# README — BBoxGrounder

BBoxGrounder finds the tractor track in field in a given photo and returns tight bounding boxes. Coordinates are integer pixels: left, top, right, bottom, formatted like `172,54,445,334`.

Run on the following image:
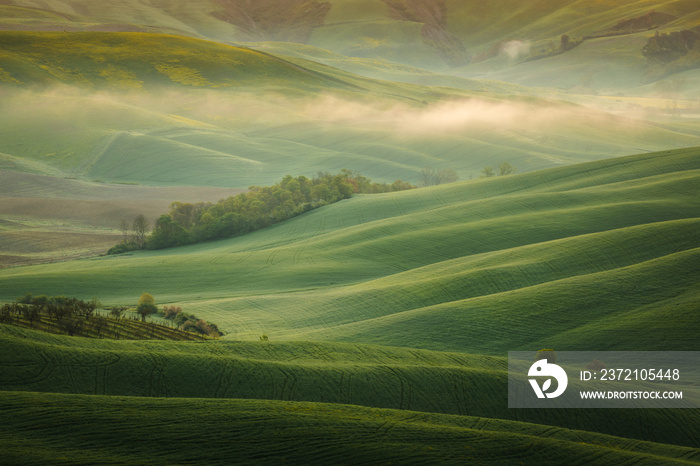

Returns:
0,347,56,387
148,352,167,397
93,352,120,396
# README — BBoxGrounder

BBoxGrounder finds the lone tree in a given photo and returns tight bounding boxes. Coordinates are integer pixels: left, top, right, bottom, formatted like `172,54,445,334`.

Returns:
137,293,157,322
480,166,495,178
497,162,516,176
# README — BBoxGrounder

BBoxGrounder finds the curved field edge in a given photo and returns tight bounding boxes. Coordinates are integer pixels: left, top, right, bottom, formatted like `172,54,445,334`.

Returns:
2,325,700,448
1,390,699,465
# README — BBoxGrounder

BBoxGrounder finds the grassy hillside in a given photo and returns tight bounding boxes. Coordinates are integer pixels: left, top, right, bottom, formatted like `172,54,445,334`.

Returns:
1,147,698,354
0,31,355,90
2,325,700,450
2,390,699,465
2,4,699,463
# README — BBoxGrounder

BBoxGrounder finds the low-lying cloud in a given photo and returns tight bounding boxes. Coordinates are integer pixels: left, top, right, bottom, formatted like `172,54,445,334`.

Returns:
0,84,647,143
500,40,531,60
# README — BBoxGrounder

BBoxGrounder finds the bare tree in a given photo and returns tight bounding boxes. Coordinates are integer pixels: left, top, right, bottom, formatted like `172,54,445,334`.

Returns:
21,305,40,327
132,214,149,249
59,318,84,336
420,167,459,186
110,307,125,319
419,167,438,187
119,218,131,243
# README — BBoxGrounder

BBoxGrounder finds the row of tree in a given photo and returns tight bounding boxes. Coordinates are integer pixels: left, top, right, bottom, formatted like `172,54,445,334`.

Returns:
110,170,415,253
162,305,221,338
2,294,101,336
9,293,99,321
1,293,220,340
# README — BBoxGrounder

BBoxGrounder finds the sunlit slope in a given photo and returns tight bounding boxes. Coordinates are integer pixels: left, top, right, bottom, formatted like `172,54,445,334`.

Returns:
1,148,698,352
3,325,700,450
0,31,355,90
3,0,699,84
3,391,699,465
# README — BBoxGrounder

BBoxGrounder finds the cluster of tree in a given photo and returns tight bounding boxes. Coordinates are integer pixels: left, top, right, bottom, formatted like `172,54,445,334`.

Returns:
643,29,699,64
418,167,459,187
1,294,100,336
161,305,222,338
610,10,676,34
480,162,516,178
109,170,415,253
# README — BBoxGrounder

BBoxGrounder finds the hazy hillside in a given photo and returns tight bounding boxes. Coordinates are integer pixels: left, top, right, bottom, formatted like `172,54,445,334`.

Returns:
0,171,242,267
3,0,700,93
1,32,698,188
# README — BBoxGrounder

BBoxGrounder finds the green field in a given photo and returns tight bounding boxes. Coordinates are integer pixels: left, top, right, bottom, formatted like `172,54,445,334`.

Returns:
3,390,699,465
2,148,698,352
2,2,700,462
2,148,700,461
0,326,700,461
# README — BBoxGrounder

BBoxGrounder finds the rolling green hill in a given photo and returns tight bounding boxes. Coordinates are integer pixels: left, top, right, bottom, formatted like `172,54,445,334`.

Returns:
1,3,699,463
1,147,698,354
2,390,699,464
2,325,700,453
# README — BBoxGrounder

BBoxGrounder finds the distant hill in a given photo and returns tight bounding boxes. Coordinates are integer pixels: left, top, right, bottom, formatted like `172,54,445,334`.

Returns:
1,32,698,191
2,0,700,92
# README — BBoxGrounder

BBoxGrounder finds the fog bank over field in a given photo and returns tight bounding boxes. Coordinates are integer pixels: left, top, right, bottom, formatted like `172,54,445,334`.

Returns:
2,83,697,190
0,84,652,134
